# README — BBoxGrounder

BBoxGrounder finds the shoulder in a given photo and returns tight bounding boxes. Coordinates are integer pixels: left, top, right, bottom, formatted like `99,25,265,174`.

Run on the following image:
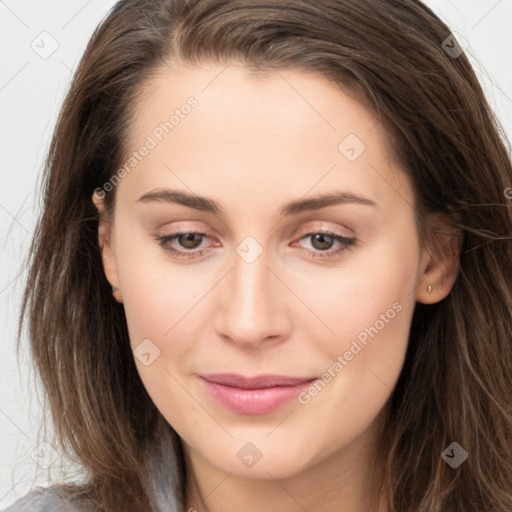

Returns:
2,486,91,512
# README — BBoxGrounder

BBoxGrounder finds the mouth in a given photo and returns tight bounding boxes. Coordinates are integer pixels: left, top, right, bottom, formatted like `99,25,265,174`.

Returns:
200,373,317,414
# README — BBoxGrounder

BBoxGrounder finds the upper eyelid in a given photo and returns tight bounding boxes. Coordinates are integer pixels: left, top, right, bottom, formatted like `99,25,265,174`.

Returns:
156,220,354,239
293,223,354,239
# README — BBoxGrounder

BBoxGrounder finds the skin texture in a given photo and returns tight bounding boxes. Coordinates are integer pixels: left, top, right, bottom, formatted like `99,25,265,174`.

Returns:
94,63,459,512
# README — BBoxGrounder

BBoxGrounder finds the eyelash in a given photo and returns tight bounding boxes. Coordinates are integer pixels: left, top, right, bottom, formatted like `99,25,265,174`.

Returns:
155,228,356,261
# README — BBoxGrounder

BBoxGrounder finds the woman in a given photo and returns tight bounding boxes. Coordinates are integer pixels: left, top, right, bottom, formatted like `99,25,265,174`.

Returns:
5,0,512,511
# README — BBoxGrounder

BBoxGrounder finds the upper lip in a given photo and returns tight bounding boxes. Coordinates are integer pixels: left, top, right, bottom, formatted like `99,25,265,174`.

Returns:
200,373,316,389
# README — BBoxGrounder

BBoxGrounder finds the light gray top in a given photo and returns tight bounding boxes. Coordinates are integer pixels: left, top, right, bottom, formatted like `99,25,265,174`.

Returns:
2,487,84,512
3,429,183,512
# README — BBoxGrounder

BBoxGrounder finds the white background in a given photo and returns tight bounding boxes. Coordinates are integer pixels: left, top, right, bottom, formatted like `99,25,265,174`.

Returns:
1,0,511,507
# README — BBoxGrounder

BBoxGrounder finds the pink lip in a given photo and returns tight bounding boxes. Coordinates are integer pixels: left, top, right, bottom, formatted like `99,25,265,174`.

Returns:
200,373,316,415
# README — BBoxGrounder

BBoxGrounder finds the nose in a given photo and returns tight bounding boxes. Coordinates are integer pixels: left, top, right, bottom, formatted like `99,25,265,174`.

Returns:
214,250,293,349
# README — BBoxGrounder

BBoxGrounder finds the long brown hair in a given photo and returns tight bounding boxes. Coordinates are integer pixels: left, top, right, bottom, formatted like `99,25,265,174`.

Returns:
18,0,512,510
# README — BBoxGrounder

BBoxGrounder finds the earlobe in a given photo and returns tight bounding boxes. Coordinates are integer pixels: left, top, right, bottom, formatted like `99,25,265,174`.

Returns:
415,220,462,305
111,284,123,303
92,194,123,303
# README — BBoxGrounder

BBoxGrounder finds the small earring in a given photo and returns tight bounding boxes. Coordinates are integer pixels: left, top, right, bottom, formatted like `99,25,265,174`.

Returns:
427,284,433,293
111,284,123,303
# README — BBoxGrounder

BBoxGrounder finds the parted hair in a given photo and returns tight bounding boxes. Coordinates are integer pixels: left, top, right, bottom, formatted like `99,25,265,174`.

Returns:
18,0,512,510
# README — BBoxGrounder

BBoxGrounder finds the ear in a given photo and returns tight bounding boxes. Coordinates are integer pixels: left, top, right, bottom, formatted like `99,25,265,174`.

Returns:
416,214,462,305
92,193,123,303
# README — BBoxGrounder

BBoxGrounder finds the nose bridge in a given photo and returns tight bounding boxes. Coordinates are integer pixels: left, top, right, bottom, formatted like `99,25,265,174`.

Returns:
215,242,289,347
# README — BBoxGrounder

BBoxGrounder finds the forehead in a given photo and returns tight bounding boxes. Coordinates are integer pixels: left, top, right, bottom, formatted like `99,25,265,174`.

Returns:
117,62,412,215
131,62,378,142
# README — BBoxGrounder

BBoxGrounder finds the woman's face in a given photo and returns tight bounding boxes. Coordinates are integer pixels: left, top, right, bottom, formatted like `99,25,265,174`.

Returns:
97,63,434,481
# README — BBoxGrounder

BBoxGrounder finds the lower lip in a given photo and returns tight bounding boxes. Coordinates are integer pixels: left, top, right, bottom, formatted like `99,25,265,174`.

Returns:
200,378,315,415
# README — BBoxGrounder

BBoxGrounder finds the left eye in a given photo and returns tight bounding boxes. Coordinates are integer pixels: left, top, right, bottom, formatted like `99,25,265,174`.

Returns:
292,230,356,260
155,230,356,260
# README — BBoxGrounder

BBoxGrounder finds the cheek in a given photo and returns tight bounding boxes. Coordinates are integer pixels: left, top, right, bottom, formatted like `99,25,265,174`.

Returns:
114,242,207,430
294,231,419,410
113,225,226,409
297,231,419,352
291,258,416,462
113,220,202,342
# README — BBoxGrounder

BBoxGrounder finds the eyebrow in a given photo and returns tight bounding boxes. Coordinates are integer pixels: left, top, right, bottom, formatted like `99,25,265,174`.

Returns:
137,188,377,216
